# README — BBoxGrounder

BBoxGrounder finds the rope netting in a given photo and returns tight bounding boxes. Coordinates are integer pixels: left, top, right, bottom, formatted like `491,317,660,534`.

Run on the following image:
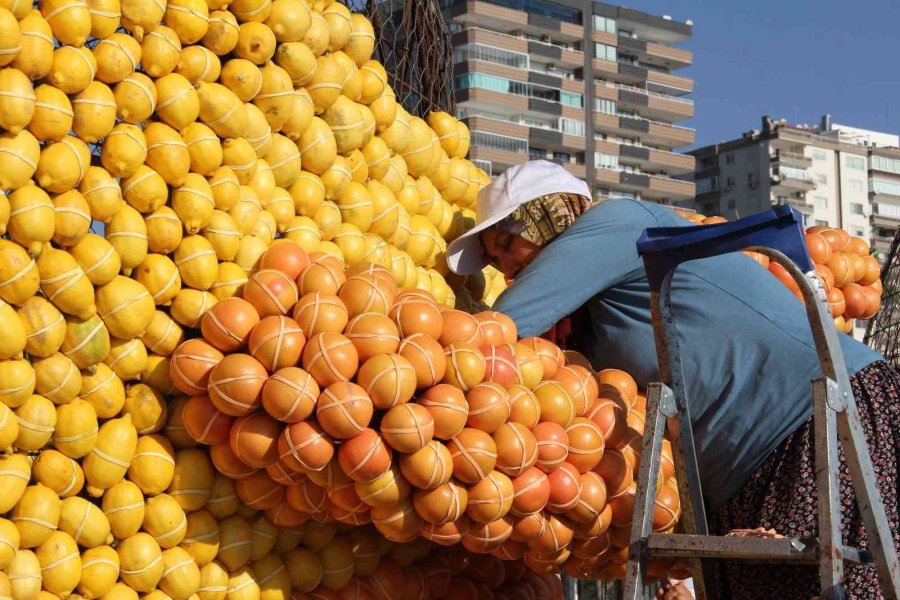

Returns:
865,231,900,367
339,0,456,119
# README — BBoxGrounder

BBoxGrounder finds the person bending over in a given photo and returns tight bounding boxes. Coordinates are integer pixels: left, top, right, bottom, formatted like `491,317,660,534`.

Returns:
446,160,899,599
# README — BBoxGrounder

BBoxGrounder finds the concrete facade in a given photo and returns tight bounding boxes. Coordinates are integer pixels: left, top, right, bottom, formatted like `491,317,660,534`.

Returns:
690,116,900,258
440,0,696,204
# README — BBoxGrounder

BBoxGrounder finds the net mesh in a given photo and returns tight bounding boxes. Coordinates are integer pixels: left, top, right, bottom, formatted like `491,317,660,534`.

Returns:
865,231,900,367
339,0,456,119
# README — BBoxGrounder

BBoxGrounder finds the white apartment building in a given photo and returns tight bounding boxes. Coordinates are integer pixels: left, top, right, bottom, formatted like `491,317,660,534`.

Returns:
690,115,900,258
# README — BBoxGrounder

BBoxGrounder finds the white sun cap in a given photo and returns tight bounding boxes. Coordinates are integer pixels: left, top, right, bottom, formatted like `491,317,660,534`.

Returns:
446,160,591,275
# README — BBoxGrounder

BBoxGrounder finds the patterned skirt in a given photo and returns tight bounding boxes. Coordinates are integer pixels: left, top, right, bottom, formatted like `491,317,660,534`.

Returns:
712,360,900,599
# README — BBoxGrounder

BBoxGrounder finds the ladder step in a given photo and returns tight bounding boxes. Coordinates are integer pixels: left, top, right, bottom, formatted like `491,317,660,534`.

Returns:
644,534,871,565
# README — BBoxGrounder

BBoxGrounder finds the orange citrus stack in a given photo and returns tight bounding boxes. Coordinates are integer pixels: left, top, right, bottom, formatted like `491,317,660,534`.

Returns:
175,240,683,591
677,211,883,333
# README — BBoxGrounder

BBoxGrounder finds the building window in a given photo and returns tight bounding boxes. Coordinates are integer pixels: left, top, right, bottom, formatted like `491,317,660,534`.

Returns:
814,196,828,209
780,167,809,181
849,179,864,192
871,155,900,174
747,173,755,187
871,178,900,196
852,228,865,237
850,203,864,215
725,153,735,164
594,152,618,170
816,219,829,226
453,44,529,69
845,156,866,170
594,43,616,62
617,53,638,65
529,147,547,160
725,176,735,188
811,149,827,161
593,15,616,33
876,203,900,219
455,74,583,108
469,131,528,154
554,152,570,164
695,177,718,195
727,199,736,209
613,191,636,200
594,98,616,115
560,91,583,108
816,173,828,184
559,119,584,136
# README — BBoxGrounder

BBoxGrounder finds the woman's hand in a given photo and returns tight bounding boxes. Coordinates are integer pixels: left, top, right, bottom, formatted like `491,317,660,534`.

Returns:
656,580,694,599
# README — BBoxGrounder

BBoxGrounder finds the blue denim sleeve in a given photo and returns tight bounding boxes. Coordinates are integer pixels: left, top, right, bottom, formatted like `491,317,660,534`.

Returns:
492,200,661,337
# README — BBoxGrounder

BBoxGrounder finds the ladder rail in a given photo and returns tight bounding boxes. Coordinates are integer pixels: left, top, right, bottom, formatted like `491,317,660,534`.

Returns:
624,206,900,599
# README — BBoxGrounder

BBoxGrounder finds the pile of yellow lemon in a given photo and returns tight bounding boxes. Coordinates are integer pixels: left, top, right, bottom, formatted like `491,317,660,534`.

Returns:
0,0,519,598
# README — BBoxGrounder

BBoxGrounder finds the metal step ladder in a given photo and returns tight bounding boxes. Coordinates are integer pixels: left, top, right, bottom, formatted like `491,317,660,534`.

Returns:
623,206,900,600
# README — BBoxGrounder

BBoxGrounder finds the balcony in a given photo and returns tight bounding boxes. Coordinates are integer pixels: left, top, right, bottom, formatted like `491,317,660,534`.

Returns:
452,28,528,54
560,162,586,178
644,40,692,69
770,168,816,193
614,142,695,176
461,115,529,139
615,35,692,70
594,112,695,150
870,178,900,202
646,69,693,94
443,0,583,42
593,58,693,94
455,76,584,120
872,203,900,229
770,150,812,168
468,146,524,173
606,169,695,203
769,136,808,154
460,113,585,156
611,83,694,122
615,7,692,45
772,195,813,216
646,173,695,202
873,233,894,256
452,26,584,67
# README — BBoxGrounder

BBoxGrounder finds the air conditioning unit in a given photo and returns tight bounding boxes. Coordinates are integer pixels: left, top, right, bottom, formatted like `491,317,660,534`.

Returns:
546,63,556,71
541,34,551,43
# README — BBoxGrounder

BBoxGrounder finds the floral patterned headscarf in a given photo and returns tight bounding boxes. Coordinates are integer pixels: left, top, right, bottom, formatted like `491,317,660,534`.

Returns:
499,192,593,246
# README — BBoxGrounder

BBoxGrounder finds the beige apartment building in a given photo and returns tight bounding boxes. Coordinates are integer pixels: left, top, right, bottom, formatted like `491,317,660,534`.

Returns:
440,0,696,204
689,116,900,257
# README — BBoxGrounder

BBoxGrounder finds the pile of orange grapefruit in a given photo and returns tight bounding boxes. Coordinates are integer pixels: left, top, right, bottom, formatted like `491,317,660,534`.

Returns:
172,240,683,593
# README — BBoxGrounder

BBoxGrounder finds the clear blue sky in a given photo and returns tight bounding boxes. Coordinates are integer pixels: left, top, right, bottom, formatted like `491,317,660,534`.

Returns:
623,0,900,149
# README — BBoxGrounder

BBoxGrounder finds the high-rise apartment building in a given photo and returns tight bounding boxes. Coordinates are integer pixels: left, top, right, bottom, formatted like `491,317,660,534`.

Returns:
439,0,696,204
689,115,900,257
